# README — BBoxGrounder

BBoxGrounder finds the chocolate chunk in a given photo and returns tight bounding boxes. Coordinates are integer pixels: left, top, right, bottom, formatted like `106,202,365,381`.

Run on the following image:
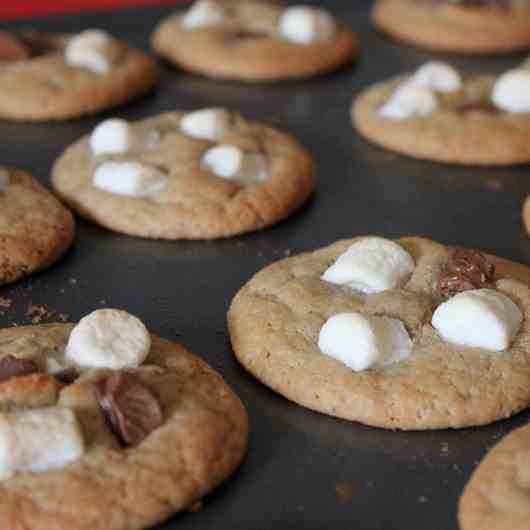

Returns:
0,32,30,63
438,248,496,297
456,100,500,114
0,354,39,383
53,367,79,385
224,30,266,43
97,373,163,447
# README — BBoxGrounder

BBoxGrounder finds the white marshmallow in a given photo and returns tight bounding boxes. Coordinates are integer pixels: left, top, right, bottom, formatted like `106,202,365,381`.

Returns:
318,312,413,372
492,69,530,113
432,289,522,352
90,119,131,156
322,238,415,294
279,6,335,45
379,83,438,120
0,169,9,192
180,108,230,141
65,29,111,74
410,62,462,93
202,145,268,182
93,161,167,197
180,0,225,30
65,309,151,370
0,407,84,480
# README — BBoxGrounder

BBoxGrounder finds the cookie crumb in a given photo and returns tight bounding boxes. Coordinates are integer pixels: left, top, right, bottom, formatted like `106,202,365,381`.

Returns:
0,295,12,309
69,278,77,285
440,442,449,457
418,496,427,504
26,304,69,324
486,178,504,192
335,482,358,503
284,248,292,256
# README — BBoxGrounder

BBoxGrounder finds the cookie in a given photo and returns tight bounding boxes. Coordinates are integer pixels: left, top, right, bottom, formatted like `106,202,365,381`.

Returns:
228,236,530,430
0,30,158,121
0,167,75,285
372,0,530,54
151,0,357,82
51,109,317,240
352,61,530,166
523,195,530,235
459,422,530,530
0,309,248,530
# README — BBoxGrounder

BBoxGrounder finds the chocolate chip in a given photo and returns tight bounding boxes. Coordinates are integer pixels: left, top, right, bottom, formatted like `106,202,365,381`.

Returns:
224,30,266,43
438,248,496,297
0,32,30,63
456,100,500,114
97,373,163,447
53,367,79,385
0,354,39,383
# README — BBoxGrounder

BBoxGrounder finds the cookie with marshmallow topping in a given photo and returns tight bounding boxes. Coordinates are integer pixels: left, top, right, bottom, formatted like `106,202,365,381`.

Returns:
52,109,316,239
373,0,530,55
0,310,248,530
152,0,357,82
0,30,157,121
353,60,530,165
229,236,530,430
0,167,74,285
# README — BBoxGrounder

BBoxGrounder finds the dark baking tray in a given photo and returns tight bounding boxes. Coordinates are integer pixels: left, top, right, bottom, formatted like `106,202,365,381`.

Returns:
2,1,530,529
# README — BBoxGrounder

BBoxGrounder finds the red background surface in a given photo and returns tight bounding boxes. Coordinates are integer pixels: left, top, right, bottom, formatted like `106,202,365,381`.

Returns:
0,0,187,20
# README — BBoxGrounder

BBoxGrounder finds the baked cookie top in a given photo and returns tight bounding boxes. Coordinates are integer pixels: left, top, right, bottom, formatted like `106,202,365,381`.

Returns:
51,109,317,240
372,0,530,54
0,167,74,285
0,309,248,530
352,61,530,166
0,30,158,121
152,0,358,82
459,422,530,530
228,236,530,430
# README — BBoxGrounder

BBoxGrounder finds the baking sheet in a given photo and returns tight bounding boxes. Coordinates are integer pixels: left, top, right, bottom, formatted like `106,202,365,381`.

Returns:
1,1,530,529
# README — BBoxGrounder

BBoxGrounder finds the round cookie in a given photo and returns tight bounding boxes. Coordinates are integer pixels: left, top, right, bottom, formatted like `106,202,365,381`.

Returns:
352,66,530,166
372,0,530,54
0,320,248,530
0,30,158,121
151,0,357,82
0,167,75,285
459,422,530,530
51,110,317,240
228,236,530,430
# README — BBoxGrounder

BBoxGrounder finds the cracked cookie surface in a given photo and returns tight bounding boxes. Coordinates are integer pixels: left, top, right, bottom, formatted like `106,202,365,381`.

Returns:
51,111,317,239
372,0,530,54
0,323,248,530
352,75,530,166
151,0,357,82
0,168,75,285
228,237,530,430
459,422,530,530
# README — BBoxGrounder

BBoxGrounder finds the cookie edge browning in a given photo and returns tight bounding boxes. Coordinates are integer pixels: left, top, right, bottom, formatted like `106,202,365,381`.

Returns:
51,114,318,240
228,236,530,430
0,325,249,530
458,422,530,530
151,14,358,82
351,77,530,166
0,46,159,122
372,0,530,54
0,168,75,286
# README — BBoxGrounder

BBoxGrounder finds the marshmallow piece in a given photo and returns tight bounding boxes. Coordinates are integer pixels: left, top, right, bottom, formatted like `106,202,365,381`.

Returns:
202,145,268,182
93,161,167,197
180,108,230,142
379,83,438,120
492,69,530,113
65,29,111,74
0,407,84,480
318,312,413,372
90,119,131,156
322,238,415,294
180,0,225,30
432,289,522,352
279,6,336,45
411,62,462,93
0,169,9,192
65,309,151,369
